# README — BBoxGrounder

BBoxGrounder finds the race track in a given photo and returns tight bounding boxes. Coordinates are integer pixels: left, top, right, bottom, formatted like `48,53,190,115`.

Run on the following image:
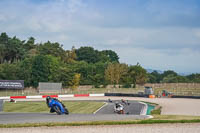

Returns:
96,100,145,115
0,100,149,124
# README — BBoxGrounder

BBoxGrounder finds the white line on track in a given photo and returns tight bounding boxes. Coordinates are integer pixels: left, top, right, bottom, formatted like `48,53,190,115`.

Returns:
93,102,108,114
139,102,148,115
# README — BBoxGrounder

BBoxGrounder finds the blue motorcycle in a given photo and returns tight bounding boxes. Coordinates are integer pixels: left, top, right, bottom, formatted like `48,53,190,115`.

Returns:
46,96,69,115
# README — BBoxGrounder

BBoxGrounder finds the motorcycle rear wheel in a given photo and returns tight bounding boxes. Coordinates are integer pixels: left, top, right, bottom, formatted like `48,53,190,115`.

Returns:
53,106,62,115
119,110,124,114
64,108,69,114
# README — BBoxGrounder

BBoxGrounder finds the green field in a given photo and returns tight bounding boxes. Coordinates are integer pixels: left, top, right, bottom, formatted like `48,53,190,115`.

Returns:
3,101,105,114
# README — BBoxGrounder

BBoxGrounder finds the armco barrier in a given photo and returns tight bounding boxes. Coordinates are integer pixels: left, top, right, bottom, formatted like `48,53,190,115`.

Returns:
171,95,200,99
104,93,146,97
0,93,105,100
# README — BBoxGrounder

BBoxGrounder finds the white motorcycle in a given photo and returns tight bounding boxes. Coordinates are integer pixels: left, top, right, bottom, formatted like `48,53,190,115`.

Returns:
114,103,124,114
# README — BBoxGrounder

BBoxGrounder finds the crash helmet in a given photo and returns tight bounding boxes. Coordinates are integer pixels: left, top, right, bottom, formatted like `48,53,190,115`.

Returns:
115,102,119,105
46,96,51,100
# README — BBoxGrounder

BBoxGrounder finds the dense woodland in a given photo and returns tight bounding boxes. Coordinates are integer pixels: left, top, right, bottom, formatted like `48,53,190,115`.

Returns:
0,32,200,88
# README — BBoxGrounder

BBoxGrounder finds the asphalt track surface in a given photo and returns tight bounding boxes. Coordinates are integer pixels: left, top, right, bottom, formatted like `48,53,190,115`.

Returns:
0,100,3,112
0,100,148,124
96,100,144,115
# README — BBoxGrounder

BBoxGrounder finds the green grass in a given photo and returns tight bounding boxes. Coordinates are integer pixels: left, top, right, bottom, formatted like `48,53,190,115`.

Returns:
153,115,200,120
1,119,200,128
151,106,162,115
3,101,105,114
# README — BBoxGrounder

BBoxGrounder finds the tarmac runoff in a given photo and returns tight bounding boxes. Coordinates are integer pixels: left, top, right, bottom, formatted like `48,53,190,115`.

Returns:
0,100,3,112
0,100,150,124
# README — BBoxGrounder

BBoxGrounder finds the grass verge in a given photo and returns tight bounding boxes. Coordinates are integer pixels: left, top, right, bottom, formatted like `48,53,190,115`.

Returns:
153,115,200,120
1,119,200,128
3,101,105,114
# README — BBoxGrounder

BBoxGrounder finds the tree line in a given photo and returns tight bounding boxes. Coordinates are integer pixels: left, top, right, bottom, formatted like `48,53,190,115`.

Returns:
148,70,200,83
0,32,199,88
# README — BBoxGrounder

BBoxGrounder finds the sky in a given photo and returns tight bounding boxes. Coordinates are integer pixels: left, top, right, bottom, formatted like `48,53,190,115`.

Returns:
0,0,200,73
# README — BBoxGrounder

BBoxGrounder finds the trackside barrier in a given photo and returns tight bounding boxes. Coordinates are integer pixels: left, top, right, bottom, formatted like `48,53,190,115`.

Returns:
10,96,26,99
105,93,147,97
0,93,105,100
58,95,74,98
89,94,105,97
171,95,200,99
74,94,89,97
2,93,200,100
26,96,43,99
0,97,9,100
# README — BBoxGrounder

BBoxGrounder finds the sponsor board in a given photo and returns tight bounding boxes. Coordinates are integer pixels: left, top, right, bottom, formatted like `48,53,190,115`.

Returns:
0,80,24,89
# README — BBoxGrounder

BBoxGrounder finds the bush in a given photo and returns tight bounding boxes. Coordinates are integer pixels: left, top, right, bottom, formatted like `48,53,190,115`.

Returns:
122,83,132,88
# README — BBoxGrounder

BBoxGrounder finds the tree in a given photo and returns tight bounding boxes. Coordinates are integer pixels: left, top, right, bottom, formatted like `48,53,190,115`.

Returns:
0,63,20,80
76,46,99,63
18,58,34,87
38,41,65,60
55,66,74,87
105,63,115,85
31,55,49,87
128,64,147,87
64,46,77,63
105,63,128,86
69,73,81,90
147,71,162,83
147,73,157,83
101,50,119,62
75,47,120,63
187,74,200,83
0,44,6,63
24,37,35,51
162,70,177,79
92,62,107,87
0,33,26,63
161,74,178,83
176,75,189,83
31,55,61,87
0,32,9,63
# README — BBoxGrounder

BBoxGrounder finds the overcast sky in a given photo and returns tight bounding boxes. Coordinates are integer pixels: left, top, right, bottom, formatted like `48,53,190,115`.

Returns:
0,0,200,73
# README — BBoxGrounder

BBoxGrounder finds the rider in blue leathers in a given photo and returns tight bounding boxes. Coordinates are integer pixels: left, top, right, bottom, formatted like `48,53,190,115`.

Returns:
46,96,69,115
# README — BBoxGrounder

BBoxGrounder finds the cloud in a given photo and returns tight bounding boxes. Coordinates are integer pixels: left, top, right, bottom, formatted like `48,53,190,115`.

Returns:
0,0,200,73
114,47,200,73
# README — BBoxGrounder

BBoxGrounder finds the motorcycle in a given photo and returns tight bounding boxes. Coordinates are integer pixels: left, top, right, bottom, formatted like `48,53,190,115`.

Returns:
114,102,124,114
46,96,69,115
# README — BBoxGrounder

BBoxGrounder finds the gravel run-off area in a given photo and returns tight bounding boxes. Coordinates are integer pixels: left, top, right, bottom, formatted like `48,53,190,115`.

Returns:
1,123,200,133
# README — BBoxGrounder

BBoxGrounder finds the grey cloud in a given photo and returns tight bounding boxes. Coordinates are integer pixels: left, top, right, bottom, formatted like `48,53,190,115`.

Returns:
0,0,200,73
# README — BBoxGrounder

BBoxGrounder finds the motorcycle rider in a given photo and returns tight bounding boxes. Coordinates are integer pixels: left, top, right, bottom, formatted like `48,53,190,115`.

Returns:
115,102,121,108
46,96,55,113
46,96,69,115
114,102,124,114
